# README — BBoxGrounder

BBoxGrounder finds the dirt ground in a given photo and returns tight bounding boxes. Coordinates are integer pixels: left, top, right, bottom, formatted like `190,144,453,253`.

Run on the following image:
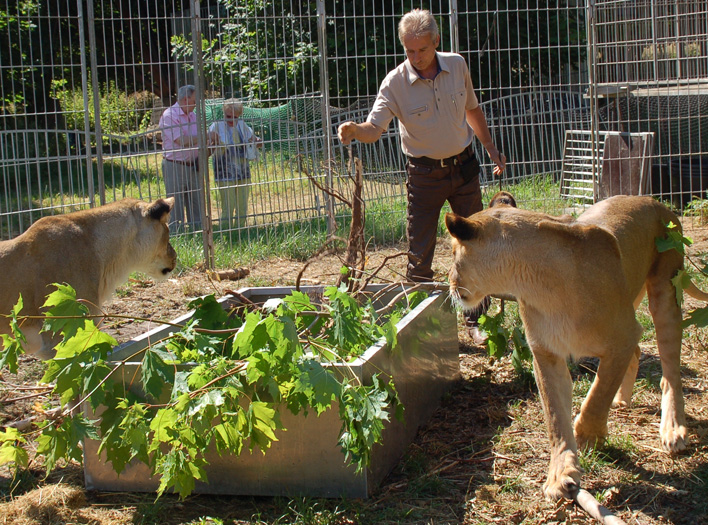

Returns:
1,221,708,525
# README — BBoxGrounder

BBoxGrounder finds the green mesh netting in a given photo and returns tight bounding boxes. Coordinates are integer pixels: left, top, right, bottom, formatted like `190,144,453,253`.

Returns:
204,97,325,154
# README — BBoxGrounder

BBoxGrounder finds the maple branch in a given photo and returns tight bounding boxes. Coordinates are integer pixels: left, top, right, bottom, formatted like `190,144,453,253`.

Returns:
575,489,627,525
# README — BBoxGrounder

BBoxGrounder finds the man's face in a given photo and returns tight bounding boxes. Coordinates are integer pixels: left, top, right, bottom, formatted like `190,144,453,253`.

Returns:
179,94,196,114
402,33,439,73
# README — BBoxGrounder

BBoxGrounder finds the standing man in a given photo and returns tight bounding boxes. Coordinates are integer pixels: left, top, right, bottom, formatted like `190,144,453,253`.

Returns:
337,9,506,344
159,84,203,233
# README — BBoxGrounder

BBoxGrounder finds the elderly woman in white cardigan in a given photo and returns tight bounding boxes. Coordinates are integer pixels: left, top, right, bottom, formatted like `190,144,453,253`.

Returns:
208,98,262,230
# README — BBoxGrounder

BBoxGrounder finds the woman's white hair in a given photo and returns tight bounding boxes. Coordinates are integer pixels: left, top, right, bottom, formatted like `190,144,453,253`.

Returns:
222,98,244,117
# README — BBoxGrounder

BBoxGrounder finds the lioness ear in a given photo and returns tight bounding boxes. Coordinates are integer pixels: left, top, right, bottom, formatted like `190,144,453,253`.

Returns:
445,213,478,241
146,198,174,224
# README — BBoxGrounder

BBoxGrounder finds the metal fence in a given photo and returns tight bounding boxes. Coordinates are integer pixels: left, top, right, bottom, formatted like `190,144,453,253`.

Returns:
1,1,707,262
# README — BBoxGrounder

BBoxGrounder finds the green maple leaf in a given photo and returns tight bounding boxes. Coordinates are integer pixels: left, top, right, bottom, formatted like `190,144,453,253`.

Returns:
0,295,28,374
53,321,116,359
187,390,225,418
0,428,29,469
282,291,325,332
189,294,232,330
248,401,279,452
154,448,208,499
149,408,180,449
379,315,400,352
37,414,99,473
233,311,267,358
41,283,91,340
81,360,113,409
683,306,708,329
655,221,692,256
0,442,30,470
671,269,693,307
141,347,176,399
98,397,142,474
294,359,340,414
264,315,299,360
37,425,68,474
325,286,368,349
42,358,83,406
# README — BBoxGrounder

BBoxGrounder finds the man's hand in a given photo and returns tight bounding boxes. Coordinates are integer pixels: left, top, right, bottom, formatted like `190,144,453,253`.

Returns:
337,121,383,145
490,148,507,177
337,121,359,145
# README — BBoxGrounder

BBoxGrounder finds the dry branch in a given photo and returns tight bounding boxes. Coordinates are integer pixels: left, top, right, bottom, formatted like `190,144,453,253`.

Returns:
574,488,627,525
301,147,369,292
337,151,366,291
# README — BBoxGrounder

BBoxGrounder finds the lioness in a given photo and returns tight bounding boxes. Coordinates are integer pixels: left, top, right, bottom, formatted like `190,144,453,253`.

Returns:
445,194,708,501
0,197,177,360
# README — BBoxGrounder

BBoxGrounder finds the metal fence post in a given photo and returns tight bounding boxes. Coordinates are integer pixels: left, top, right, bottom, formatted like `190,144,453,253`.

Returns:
80,0,101,206
317,0,336,236
449,0,459,53
191,0,215,269
586,0,600,202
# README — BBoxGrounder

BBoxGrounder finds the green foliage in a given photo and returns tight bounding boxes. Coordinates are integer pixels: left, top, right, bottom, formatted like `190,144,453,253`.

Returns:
171,0,317,102
50,77,159,138
0,283,419,499
477,303,533,379
0,295,28,374
0,1,41,113
655,221,708,328
0,428,29,473
656,221,691,257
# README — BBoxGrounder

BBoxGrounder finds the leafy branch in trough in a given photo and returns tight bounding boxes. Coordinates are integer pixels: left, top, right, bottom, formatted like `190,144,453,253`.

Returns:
0,283,430,499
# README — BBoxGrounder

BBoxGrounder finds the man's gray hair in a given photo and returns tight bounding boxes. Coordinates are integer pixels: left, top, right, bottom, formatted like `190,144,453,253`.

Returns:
398,9,439,45
177,85,196,101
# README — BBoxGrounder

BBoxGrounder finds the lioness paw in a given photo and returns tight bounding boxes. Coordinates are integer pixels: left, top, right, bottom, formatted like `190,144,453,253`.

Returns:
544,451,582,501
661,425,688,454
543,467,582,501
574,416,607,450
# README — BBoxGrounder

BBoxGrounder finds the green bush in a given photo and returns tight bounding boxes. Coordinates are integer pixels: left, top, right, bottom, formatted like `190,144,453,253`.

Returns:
50,78,160,140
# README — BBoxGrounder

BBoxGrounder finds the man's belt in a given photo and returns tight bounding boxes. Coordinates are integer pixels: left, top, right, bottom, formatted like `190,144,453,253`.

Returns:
409,144,474,168
165,158,197,166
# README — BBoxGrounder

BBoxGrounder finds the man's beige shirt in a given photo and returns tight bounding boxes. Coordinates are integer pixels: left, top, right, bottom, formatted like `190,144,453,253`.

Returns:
367,51,479,160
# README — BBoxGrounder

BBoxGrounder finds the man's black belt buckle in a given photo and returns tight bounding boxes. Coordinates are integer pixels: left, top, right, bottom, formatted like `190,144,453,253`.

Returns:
413,145,472,168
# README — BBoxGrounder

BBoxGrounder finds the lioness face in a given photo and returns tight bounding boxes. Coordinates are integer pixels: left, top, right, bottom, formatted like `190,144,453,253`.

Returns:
139,198,177,279
445,213,504,310
448,238,487,309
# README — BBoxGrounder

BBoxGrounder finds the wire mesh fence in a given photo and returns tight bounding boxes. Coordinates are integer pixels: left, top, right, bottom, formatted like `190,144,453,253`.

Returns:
1,0,707,262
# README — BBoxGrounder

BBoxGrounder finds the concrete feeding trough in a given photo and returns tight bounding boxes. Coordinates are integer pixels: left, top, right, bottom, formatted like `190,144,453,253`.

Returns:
82,284,459,498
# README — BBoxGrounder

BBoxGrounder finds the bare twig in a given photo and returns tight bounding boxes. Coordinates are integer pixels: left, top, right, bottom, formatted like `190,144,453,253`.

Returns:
222,289,263,312
574,488,627,525
361,251,409,289
294,237,346,291
3,389,53,404
298,154,351,206
5,417,38,432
